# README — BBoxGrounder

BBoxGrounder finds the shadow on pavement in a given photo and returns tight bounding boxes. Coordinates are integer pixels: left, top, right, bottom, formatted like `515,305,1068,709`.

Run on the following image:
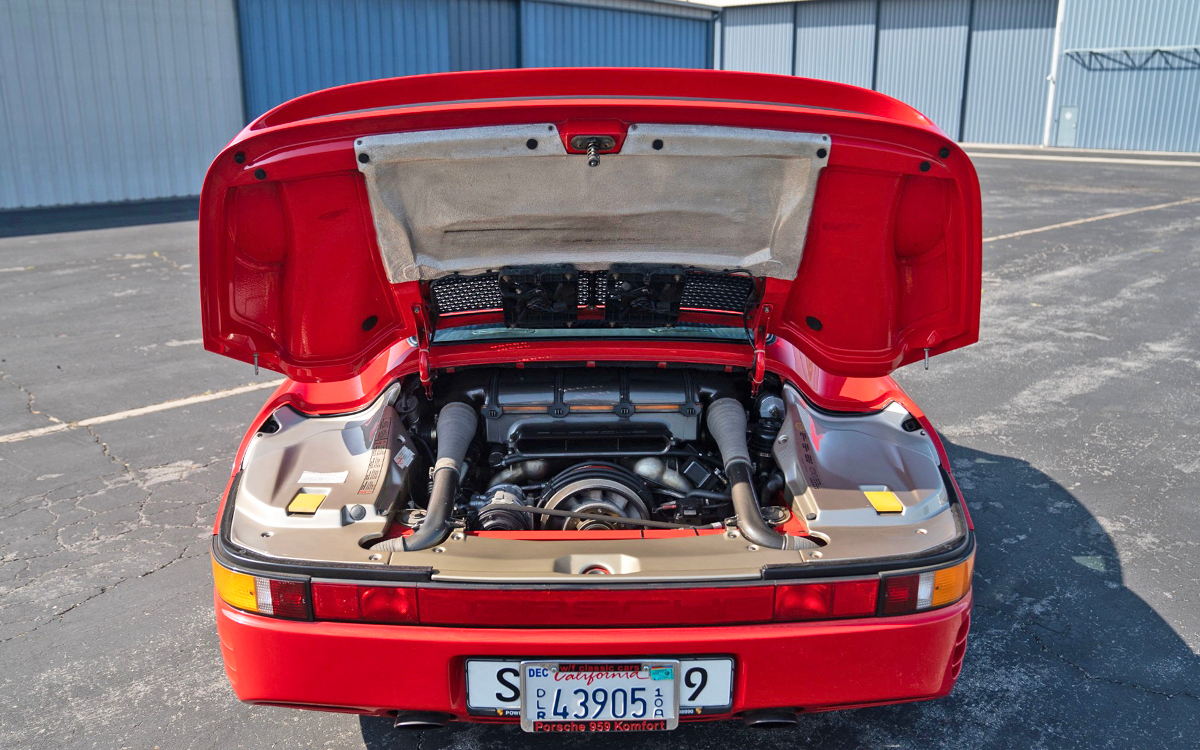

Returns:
0,197,199,237
359,441,1199,749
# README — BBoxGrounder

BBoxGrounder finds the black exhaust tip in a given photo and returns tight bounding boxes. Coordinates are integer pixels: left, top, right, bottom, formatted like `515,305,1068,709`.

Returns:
393,711,453,729
742,708,799,728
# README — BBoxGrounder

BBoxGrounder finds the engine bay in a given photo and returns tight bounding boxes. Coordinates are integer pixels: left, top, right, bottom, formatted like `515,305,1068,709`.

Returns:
226,365,964,581
434,368,753,533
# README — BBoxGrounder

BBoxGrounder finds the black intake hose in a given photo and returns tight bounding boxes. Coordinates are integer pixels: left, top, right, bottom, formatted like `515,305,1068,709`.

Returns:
706,398,819,551
372,402,478,552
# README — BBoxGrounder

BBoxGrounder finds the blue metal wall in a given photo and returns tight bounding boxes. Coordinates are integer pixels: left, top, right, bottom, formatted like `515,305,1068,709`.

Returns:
449,0,520,72
794,0,877,88
0,0,245,209
721,2,794,75
519,1,712,68
720,0,1052,142
960,0,1057,144
874,0,971,137
239,0,454,118
1053,0,1200,151
238,0,713,118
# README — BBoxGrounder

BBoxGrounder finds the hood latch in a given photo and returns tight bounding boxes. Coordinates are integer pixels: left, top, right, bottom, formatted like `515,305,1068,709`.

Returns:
568,135,616,167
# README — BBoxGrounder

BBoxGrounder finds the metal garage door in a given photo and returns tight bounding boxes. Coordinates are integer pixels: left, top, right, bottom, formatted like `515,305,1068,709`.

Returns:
960,0,1057,144
793,0,877,89
720,3,794,75
0,0,244,209
519,0,712,69
873,0,971,137
237,0,519,120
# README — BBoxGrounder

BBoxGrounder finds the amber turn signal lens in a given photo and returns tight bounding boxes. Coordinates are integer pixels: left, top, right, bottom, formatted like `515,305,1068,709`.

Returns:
212,556,258,611
931,554,974,608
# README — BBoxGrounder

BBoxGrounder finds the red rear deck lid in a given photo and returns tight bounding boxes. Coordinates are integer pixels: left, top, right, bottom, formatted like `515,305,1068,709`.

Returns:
199,68,981,381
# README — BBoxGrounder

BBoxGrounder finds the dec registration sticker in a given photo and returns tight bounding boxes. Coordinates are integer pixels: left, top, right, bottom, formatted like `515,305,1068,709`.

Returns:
519,661,680,732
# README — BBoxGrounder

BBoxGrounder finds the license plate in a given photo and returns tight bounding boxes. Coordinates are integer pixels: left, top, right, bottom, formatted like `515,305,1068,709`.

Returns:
519,660,678,732
466,657,734,728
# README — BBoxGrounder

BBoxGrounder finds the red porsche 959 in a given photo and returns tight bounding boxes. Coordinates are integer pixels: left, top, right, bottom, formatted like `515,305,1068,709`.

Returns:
201,68,980,733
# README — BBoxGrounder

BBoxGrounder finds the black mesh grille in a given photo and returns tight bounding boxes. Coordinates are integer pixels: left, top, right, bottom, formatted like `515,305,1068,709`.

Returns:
430,272,502,314
430,269,756,321
680,271,756,313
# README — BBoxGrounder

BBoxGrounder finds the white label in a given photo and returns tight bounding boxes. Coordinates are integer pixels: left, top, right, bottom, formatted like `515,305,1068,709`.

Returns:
394,445,415,469
298,470,348,484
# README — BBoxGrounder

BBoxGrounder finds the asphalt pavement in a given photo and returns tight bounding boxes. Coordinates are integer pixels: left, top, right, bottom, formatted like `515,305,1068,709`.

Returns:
1,152,1198,749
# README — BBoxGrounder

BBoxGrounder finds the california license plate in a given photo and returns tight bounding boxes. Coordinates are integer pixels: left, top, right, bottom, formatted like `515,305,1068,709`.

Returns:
519,660,679,732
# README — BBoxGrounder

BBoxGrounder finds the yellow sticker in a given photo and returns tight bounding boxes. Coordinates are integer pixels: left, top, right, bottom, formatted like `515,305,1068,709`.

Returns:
287,492,326,514
865,490,903,514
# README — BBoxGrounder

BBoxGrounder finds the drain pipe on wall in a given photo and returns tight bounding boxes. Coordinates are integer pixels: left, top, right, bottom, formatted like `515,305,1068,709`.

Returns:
1041,0,1068,147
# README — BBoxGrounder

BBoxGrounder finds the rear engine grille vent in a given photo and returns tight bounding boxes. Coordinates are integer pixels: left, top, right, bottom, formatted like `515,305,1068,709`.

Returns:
428,271,503,314
430,268,757,324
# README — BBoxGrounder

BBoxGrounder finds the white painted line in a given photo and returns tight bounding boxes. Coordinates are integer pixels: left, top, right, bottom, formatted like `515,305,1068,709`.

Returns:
0,423,72,443
0,379,285,445
983,196,1200,244
969,152,1200,167
961,142,1200,157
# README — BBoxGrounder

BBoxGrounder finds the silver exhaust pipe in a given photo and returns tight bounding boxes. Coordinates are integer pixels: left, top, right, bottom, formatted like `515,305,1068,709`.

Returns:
392,711,453,729
742,708,799,728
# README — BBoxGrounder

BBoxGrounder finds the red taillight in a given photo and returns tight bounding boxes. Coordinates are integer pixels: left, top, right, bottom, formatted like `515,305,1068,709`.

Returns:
253,577,309,619
882,574,920,614
311,582,418,624
773,579,879,621
297,556,972,626
310,582,360,620
360,585,419,623
417,585,775,627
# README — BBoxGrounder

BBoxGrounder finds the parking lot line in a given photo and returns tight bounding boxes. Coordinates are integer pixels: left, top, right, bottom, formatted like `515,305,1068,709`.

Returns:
2,194,1194,447
0,379,285,445
968,152,1200,168
983,196,1200,244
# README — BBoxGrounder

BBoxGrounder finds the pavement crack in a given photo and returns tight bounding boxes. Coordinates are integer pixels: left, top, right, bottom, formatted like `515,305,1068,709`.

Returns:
0,542,202,644
0,370,64,426
81,423,132,472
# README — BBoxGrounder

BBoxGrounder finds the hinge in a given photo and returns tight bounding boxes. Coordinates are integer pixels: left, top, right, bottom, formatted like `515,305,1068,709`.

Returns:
411,304,433,399
749,303,772,396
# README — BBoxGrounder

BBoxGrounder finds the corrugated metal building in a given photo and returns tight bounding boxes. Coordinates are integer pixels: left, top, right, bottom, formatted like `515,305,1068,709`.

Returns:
236,0,714,120
1,0,1196,209
1052,0,1200,151
718,0,1198,151
0,0,245,209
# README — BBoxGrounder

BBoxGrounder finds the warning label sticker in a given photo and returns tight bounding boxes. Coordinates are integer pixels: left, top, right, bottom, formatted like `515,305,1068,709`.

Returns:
358,412,393,495
394,445,415,469
298,470,349,484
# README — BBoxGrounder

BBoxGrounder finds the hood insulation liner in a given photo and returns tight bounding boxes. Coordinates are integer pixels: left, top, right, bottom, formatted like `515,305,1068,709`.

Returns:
355,124,829,283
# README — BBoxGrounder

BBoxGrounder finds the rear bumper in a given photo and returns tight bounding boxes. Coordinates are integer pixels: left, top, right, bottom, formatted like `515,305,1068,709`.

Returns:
215,591,971,720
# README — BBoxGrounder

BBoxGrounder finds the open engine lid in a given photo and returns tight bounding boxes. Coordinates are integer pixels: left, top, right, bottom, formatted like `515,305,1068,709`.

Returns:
200,68,981,382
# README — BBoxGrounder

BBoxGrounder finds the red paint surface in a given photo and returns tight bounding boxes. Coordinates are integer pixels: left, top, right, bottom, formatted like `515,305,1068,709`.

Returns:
200,68,981,383
203,69,981,720
215,592,971,718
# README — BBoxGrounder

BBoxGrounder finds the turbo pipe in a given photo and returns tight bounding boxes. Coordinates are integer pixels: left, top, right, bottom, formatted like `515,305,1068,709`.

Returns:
706,398,819,551
373,402,478,552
